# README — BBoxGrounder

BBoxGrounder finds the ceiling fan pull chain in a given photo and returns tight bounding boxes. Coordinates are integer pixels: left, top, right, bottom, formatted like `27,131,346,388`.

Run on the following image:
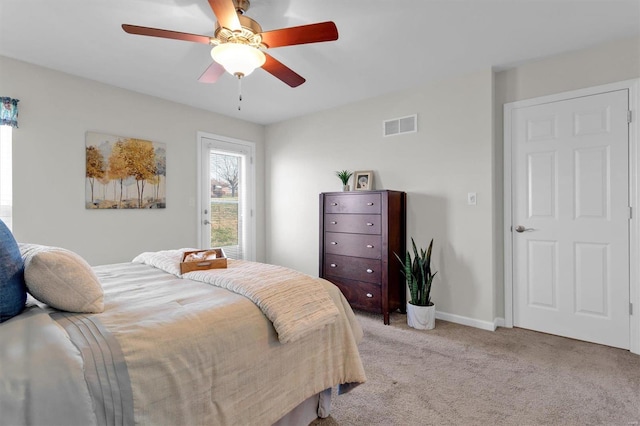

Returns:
237,75,243,111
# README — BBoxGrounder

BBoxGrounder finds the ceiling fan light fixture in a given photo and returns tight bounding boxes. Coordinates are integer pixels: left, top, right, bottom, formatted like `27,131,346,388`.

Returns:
211,43,265,78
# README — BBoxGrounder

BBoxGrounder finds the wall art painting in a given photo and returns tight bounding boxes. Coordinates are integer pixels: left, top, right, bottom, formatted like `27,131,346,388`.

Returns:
85,132,166,209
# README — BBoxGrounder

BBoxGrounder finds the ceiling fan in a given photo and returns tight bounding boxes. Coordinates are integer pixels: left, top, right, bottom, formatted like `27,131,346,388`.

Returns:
122,0,339,88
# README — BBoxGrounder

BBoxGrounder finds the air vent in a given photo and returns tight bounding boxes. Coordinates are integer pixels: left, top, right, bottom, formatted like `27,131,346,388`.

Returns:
383,114,417,137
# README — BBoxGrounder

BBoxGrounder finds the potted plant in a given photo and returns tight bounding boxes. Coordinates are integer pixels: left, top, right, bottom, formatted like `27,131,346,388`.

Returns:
394,238,437,329
335,170,353,191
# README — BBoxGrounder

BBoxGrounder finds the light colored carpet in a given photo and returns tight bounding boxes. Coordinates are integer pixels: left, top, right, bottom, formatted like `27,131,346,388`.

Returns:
311,311,640,425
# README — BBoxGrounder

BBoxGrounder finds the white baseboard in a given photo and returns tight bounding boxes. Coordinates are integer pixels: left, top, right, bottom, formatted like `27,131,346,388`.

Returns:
435,311,502,332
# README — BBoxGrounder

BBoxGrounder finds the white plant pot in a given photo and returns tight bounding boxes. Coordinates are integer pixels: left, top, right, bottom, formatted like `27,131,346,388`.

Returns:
406,302,435,330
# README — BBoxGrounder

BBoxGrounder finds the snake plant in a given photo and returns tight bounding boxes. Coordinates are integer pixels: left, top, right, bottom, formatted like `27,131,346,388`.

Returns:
394,238,437,307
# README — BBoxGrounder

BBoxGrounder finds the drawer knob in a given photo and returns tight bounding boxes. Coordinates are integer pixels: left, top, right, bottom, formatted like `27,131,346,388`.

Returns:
331,221,337,225
366,244,374,248
366,222,374,226
367,202,374,206
330,263,337,268
330,202,338,206
366,268,373,274
366,293,373,298
330,241,338,245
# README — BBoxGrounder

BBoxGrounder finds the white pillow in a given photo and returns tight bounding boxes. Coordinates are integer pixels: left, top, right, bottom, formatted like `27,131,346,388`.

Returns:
19,244,104,313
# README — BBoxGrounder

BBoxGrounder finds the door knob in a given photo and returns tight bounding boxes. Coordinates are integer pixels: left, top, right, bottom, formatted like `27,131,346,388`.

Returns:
515,225,534,233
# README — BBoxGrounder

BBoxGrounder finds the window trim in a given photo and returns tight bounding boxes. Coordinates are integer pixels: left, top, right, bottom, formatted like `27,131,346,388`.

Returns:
0,126,12,230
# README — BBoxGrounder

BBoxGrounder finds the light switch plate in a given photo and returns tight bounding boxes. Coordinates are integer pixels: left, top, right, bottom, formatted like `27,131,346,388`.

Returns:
467,192,477,205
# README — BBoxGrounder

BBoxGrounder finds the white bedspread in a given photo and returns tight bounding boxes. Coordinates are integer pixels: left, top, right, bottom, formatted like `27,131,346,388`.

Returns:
94,261,366,425
133,249,340,343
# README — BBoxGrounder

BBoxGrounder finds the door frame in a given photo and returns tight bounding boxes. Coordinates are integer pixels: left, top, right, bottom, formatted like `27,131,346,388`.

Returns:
196,131,256,261
503,79,639,354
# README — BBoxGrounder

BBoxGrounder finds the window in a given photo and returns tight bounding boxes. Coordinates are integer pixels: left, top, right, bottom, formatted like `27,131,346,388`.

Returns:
0,126,12,230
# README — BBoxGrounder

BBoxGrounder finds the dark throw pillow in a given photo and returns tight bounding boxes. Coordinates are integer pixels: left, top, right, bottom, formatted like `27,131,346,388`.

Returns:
0,220,26,322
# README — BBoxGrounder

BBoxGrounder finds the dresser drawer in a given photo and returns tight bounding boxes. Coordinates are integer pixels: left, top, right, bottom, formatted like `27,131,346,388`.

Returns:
324,214,381,235
324,193,382,214
324,232,382,259
324,254,381,284
326,277,382,313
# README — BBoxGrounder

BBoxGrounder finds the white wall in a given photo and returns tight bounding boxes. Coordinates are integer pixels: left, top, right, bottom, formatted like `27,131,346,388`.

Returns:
0,56,266,265
495,36,640,106
266,69,497,325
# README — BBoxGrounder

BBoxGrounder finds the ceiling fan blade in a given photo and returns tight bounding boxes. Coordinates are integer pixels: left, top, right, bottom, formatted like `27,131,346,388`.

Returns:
260,21,338,48
122,24,211,44
207,0,241,31
198,62,225,83
262,54,305,88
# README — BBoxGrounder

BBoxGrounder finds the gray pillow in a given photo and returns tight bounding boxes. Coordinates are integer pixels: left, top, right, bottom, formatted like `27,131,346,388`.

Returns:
19,244,104,313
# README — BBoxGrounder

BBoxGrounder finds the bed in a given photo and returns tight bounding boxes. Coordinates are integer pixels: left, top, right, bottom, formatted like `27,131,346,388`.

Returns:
0,229,367,426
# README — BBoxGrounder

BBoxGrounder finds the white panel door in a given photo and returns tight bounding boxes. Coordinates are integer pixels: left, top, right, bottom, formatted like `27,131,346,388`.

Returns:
512,89,630,349
198,135,256,261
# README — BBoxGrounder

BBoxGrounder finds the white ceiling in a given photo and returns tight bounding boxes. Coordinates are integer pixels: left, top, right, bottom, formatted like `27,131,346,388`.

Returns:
1,0,638,125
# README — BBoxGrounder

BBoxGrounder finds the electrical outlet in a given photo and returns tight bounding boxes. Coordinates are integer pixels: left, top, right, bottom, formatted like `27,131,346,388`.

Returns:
467,192,477,205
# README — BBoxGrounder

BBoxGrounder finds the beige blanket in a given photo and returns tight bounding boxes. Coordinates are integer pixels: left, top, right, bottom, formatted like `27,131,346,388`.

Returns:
93,261,366,425
133,249,339,343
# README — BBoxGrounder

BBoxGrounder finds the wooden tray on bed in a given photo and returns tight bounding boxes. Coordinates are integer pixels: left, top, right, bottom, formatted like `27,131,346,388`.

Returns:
180,248,227,274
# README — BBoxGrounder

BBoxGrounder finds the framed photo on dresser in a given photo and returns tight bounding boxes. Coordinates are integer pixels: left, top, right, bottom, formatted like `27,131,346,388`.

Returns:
353,171,373,191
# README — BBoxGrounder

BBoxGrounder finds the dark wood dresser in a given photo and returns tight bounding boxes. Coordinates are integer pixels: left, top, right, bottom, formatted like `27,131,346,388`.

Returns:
319,190,406,324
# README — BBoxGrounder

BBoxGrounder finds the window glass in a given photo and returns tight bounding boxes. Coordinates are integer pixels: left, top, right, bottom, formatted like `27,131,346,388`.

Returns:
0,126,12,230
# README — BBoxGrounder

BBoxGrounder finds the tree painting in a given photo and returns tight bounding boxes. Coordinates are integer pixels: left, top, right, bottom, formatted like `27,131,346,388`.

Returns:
85,132,166,209
86,145,105,204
